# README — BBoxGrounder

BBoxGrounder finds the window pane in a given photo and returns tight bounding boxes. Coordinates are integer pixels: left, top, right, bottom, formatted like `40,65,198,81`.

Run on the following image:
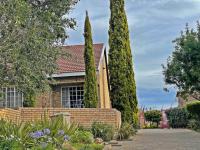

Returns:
7,88,14,108
15,90,22,107
0,87,23,108
61,86,84,108
62,88,70,108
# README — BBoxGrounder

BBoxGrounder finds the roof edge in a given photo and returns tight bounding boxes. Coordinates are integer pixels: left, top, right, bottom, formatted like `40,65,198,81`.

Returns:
51,72,85,78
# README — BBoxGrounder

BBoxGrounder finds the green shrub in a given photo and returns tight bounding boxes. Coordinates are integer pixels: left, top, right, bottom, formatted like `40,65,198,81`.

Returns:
91,122,115,141
186,101,200,120
143,123,158,129
144,110,161,127
187,119,200,131
117,122,136,140
166,107,190,128
23,92,36,107
0,137,21,150
72,143,104,150
70,130,94,144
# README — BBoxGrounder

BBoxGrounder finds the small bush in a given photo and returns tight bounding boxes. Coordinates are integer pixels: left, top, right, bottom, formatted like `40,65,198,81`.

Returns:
143,123,158,129
117,122,136,140
23,92,36,107
144,110,161,127
166,107,190,128
186,101,200,120
91,122,115,141
72,143,104,150
187,119,200,131
70,130,94,144
0,137,20,150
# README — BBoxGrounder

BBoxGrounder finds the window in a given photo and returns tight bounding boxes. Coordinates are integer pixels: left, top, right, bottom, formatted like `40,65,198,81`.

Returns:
61,86,84,108
0,87,23,108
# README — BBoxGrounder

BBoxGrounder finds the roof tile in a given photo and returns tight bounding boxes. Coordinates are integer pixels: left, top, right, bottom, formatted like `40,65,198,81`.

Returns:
56,43,104,74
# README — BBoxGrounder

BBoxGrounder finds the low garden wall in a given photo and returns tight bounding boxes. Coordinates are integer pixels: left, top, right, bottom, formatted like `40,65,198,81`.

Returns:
0,108,21,124
0,108,121,129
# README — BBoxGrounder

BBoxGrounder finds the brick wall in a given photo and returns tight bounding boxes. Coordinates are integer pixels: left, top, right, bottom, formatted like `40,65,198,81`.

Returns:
35,92,52,108
0,108,21,124
0,108,121,129
139,110,145,128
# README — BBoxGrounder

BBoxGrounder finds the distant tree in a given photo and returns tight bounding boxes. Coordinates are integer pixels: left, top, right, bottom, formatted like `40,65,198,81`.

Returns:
163,23,200,100
144,110,162,127
108,0,138,123
0,0,78,106
83,11,98,108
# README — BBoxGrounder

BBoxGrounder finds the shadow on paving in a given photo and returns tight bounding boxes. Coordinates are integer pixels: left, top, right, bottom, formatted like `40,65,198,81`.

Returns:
112,129,200,150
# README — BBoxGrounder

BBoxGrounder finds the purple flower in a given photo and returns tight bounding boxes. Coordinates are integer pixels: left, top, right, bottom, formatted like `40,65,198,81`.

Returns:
63,135,70,141
57,130,65,135
30,131,44,139
43,128,50,135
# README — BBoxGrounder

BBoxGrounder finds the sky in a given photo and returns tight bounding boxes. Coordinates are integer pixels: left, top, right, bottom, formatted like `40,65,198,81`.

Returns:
66,0,200,109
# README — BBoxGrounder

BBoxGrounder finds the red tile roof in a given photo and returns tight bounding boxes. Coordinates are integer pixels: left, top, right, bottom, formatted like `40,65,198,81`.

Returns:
56,43,104,74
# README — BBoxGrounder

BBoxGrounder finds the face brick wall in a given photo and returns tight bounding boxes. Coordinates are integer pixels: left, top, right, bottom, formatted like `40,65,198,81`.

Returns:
0,108,121,129
35,92,52,108
0,108,21,124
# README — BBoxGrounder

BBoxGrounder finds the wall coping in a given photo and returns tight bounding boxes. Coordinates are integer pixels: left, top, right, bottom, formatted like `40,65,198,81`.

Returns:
18,107,120,112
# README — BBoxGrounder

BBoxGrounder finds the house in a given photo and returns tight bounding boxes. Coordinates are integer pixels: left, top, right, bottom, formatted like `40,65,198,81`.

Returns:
0,43,111,109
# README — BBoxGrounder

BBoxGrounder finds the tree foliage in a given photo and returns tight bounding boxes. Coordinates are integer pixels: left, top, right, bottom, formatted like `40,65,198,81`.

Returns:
163,23,200,100
83,12,98,108
186,100,200,120
144,110,161,126
0,0,78,101
108,0,138,123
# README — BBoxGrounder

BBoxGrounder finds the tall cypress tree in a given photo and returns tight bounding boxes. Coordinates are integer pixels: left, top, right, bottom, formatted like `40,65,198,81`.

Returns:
109,0,138,124
83,11,98,108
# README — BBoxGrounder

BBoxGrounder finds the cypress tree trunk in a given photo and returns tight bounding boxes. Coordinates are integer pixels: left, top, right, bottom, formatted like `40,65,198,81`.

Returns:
109,0,138,124
83,11,98,108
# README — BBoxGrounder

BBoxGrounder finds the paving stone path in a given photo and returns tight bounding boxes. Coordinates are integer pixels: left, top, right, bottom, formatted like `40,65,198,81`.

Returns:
112,129,200,150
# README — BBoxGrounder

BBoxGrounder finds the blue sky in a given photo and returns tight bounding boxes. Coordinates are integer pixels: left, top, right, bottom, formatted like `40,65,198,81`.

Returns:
66,0,200,109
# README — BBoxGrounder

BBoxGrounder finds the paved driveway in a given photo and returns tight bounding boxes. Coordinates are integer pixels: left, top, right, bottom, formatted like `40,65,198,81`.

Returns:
112,129,200,150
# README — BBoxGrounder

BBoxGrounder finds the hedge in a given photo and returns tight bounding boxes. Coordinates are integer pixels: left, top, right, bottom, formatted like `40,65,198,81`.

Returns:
186,100,200,120
165,108,190,128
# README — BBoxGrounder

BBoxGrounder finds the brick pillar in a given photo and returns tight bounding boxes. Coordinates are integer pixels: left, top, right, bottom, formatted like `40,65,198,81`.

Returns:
50,112,71,126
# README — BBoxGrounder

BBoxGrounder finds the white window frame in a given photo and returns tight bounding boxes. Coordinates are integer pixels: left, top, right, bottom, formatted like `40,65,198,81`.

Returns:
61,86,84,108
0,87,23,108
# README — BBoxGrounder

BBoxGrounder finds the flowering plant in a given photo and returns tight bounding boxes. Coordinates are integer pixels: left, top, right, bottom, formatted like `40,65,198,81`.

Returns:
0,118,104,150
29,128,70,149
0,117,77,149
